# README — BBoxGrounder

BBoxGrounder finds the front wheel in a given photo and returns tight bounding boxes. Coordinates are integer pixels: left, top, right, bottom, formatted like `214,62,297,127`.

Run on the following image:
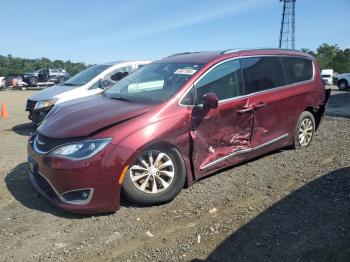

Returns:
293,111,315,149
122,146,186,206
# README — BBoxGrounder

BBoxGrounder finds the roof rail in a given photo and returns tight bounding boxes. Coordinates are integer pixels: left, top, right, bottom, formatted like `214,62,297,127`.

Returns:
221,48,299,54
168,51,201,57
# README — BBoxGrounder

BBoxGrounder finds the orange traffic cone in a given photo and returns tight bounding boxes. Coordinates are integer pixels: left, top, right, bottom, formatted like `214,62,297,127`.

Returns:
1,103,9,118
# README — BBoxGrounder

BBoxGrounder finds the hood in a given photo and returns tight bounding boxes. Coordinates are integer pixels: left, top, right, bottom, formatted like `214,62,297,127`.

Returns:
28,84,83,101
38,94,152,138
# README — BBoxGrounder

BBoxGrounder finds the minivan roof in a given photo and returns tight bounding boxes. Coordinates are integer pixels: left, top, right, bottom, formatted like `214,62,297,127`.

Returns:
157,48,314,64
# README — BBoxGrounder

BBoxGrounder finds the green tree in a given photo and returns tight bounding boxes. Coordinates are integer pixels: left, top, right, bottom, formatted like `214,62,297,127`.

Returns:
0,55,88,76
300,44,350,73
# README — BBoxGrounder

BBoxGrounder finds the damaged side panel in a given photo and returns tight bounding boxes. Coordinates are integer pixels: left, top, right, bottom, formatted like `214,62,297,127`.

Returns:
190,97,254,177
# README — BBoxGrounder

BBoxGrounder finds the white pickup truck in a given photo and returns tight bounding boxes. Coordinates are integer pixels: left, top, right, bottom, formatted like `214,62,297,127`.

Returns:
336,73,350,90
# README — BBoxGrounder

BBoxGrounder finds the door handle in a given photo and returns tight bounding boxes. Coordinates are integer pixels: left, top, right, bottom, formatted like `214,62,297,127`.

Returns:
254,102,266,109
236,107,254,114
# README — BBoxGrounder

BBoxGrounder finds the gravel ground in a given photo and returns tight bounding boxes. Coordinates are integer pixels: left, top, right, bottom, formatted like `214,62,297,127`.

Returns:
0,88,349,262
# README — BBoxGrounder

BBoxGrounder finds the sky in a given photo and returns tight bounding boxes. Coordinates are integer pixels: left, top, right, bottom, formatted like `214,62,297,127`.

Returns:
1,0,349,64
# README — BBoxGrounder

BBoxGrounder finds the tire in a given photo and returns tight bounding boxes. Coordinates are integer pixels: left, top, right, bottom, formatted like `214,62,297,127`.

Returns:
58,77,65,84
29,77,38,86
293,111,316,149
122,146,186,206
338,80,348,90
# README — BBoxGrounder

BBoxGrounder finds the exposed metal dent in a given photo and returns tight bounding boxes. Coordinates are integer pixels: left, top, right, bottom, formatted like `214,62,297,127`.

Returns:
200,133,289,170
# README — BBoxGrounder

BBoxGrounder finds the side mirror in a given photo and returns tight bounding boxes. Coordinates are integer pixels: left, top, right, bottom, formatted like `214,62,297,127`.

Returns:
202,92,218,109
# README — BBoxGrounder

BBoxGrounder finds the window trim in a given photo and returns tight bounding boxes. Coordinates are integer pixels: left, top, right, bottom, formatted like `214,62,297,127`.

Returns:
179,55,315,107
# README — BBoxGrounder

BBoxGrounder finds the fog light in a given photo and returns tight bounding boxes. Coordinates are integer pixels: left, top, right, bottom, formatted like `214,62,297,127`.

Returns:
62,189,92,203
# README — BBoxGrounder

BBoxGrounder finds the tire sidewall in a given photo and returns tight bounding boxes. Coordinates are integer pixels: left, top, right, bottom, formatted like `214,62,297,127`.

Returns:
122,146,186,205
338,80,348,90
294,111,316,149
29,77,37,86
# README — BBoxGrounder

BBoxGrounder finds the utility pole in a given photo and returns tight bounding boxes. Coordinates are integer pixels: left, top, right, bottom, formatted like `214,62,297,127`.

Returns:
279,0,296,49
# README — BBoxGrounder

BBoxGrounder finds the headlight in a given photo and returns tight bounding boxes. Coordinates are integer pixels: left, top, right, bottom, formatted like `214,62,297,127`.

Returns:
34,98,58,110
49,138,112,160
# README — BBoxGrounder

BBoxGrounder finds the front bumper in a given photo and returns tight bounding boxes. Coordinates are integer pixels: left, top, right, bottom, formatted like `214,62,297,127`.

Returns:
26,100,52,125
27,137,135,214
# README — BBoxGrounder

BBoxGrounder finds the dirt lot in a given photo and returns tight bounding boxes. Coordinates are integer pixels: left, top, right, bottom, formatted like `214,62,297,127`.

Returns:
0,88,349,262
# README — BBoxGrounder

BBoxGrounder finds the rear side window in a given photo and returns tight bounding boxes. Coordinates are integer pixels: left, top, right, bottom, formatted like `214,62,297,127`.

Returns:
241,57,286,94
195,59,244,104
282,57,313,84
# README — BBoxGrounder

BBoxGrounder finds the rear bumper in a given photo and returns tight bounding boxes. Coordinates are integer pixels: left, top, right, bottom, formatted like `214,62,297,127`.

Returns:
27,138,136,214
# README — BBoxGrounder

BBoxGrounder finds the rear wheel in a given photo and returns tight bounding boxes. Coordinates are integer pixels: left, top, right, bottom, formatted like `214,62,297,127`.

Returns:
29,77,38,86
122,146,186,205
338,80,348,90
293,111,315,149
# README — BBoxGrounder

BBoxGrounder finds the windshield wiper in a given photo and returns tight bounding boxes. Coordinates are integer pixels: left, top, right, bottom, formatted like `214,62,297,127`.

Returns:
63,83,78,86
109,96,133,102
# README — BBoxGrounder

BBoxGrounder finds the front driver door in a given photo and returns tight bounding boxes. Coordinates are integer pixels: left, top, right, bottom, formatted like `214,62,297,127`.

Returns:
190,59,254,177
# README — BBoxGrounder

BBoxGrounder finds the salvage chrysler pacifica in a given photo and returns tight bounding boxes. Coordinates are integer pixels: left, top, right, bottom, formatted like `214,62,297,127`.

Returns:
28,49,330,214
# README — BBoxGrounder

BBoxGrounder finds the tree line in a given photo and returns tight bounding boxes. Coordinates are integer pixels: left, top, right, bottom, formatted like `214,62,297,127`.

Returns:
0,55,89,76
1,43,349,77
301,43,350,74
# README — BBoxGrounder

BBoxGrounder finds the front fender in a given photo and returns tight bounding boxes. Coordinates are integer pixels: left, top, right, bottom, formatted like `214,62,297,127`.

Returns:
118,113,194,185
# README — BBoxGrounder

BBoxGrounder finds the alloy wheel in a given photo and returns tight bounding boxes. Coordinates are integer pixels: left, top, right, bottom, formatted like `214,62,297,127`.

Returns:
298,118,313,146
129,150,175,194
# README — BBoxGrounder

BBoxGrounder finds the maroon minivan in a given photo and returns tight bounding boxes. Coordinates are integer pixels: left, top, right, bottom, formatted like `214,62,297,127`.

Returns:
27,49,329,214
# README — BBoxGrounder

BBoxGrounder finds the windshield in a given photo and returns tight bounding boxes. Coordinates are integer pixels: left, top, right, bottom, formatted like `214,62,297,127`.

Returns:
321,74,331,78
105,62,202,104
64,64,111,86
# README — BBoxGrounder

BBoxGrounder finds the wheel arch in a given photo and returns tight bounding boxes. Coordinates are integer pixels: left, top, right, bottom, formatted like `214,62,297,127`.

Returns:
130,140,194,187
303,106,321,131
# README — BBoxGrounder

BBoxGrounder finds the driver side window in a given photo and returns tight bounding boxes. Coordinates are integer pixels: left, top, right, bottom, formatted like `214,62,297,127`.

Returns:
195,59,244,104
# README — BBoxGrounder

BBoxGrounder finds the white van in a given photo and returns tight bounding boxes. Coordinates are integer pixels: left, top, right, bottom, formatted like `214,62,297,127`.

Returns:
321,69,334,86
26,60,152,126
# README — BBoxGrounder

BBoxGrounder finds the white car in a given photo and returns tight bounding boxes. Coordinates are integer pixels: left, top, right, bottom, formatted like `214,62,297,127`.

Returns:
26,60,152,126
336,73,350,90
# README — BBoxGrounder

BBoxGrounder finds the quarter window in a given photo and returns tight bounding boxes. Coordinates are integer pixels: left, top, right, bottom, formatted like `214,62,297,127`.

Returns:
195,60,244,104
242,57,286,94
282,57,313,84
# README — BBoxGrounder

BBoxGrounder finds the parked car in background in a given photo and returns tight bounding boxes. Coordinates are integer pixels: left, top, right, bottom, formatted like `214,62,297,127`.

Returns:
3,75,27,89
26,60,152,126
27,49,329,214
336,73,350,90
22,68,70,86
321,69,334,86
